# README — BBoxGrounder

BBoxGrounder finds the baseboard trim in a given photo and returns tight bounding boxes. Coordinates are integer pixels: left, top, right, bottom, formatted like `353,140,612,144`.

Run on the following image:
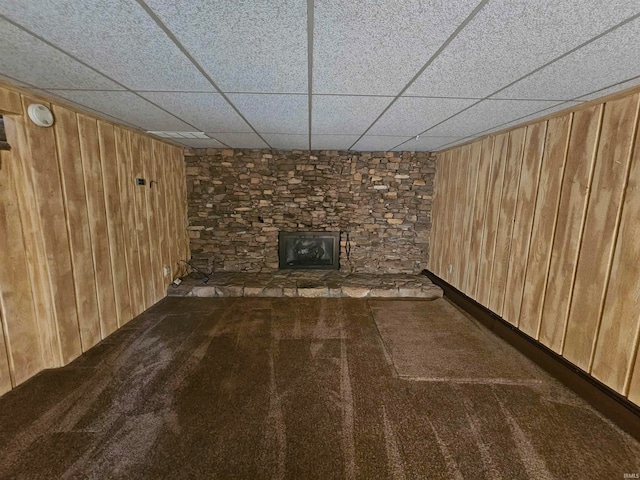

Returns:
422,269,640,440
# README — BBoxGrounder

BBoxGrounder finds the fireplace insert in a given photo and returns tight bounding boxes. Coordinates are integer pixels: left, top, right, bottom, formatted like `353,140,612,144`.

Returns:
278,231,340,270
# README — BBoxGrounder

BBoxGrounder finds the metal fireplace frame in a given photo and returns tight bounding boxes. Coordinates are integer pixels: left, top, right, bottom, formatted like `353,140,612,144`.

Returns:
278,231,340,270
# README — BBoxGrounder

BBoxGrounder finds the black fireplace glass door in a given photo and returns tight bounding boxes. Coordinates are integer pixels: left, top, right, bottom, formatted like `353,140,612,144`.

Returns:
278,231,340,270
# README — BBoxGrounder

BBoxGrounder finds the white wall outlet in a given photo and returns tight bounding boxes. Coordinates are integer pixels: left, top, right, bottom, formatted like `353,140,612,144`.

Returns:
163,266,171,277
447,264,453,274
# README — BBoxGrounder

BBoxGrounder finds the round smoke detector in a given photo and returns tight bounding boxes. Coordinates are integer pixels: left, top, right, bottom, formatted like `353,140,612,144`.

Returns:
27,103,55,127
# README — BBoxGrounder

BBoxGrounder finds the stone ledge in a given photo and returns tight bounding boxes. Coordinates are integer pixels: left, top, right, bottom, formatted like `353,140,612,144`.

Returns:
168,271,443,299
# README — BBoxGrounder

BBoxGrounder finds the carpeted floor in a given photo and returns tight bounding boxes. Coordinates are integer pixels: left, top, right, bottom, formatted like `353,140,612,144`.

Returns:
0,297,638,479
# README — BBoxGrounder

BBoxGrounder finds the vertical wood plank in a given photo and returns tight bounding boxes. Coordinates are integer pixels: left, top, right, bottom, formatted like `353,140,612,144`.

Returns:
441,150,458,283
0,85,22,114
52,106,101,352
476,133,509,307
127,130,148,313
502,122,547,326
451,145,470,289
427,153,442,273
0,149,44,384
114,127,144,318
162,144,177,279
0,308,12,394
153,141,171,289
141,136,162,304
591,102,640,394
437,152,451,278
180,150,189,270
130,133,154,309
77,114,118,339
98,121,132,328
171,147,182,273
175,147,190,268
467,137,494,299
155,143,169,283
432,152,450,278
171,147,186,274
2,115,58,367
519,114,572,338
564,94,640,374
629,347,640,405
461,140,482,294
488,127,526,316
21,95,82,364
538,105,603,353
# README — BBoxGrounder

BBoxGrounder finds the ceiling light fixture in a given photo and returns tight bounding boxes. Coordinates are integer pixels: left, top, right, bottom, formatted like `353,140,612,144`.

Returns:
27,104,55,127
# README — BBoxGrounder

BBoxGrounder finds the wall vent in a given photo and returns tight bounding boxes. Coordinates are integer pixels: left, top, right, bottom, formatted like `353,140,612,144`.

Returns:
147,131,210,139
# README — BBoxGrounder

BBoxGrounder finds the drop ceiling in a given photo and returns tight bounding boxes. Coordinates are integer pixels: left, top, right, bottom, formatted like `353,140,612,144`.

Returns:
1,0,639,152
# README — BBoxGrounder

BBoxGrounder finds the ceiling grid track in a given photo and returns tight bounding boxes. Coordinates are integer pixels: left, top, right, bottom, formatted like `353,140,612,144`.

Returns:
307,0,315,151
389,10,640,152
135,0,273,149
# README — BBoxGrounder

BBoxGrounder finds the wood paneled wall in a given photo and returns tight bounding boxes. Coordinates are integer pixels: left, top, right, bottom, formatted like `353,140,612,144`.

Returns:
430,88,640,405
0,83,189,395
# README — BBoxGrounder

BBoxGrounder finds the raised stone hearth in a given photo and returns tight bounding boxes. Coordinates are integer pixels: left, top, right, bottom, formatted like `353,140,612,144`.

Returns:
168,272,443,299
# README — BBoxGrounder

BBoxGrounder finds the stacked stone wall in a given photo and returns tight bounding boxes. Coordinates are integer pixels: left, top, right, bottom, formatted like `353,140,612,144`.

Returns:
185,149,435,274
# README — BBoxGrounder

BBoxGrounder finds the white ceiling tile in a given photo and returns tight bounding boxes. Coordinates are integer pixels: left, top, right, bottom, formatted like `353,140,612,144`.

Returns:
312,135,361,151
494,18,640,101
145,0,307,93
425,99,562,136
139,92,252,133
369,97,477,136
0,0,213,91
0,18,123,90
392,136,467,152
407,0,640,98
312,96,390,134
228,94,308,134
51,91,193,131
262,134,309,151
352,136,412,152
313,0,482,95
576,77,640,102
173,138,226,149
206,133,269,149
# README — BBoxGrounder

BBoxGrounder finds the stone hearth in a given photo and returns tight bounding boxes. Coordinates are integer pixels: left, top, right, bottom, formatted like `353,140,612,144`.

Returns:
168,272,443,299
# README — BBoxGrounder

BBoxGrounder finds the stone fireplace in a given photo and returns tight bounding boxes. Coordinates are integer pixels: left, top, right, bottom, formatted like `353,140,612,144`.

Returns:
185,149,435,274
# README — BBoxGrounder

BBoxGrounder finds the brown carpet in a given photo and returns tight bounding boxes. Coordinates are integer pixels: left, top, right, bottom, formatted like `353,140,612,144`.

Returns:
0,297,638,479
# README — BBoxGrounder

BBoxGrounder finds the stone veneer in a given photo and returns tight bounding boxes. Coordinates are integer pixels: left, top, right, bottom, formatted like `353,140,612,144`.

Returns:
185,149,435,274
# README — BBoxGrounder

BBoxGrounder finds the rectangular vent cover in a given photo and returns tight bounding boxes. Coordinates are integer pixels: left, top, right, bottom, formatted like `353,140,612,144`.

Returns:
147,131,210,139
